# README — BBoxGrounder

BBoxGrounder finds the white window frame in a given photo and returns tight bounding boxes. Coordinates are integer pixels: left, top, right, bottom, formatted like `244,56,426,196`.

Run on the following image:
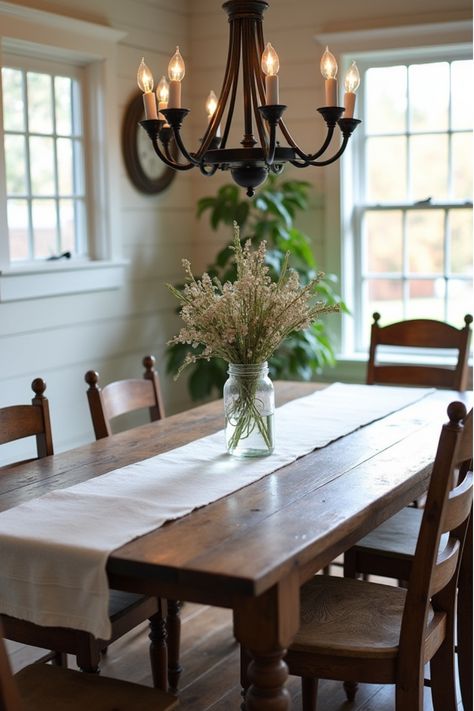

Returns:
315,20,472,375
0,1,127,301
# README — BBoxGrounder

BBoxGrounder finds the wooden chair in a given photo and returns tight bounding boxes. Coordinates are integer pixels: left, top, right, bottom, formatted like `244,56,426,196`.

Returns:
85,355,165,439
0,622,177,711
367,312,472,390
283,402,473,711
84,356,182,694
0,378,53,466
0,379,169,691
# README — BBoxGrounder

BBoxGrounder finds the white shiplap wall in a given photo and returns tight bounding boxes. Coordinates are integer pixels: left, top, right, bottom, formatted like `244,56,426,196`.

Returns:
0,0,471,463
0,0,195,463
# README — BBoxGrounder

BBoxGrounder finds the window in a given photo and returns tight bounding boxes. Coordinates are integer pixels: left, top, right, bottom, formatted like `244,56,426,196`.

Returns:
346,46,473,353
2,57,87,262
0,2,126,302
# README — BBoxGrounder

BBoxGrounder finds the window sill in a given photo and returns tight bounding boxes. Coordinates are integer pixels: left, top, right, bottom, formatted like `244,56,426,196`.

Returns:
0,260,128,302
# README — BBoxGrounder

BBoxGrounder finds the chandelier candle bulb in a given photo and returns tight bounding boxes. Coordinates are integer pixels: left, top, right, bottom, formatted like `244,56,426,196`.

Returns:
206,90,221,137
343,60,361,118
137,57,158,119
261,42,280,105
168,46,185,108
156,75,170,121
320,46,338,106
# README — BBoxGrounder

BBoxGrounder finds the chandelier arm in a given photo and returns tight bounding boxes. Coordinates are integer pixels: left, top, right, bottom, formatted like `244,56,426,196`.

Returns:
171,128,201,166
219,18,242,150
195,13,239,159
248,24,268,153
241,18,256,146
278,119,336,162
150,133,194,171
293,134,351,167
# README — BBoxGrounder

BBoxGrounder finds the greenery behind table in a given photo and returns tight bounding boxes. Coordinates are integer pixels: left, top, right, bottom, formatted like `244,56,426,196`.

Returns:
166,176,347,401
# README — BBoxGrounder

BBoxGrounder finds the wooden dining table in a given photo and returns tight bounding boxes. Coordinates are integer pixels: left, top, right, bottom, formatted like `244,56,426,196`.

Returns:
0,382,471,710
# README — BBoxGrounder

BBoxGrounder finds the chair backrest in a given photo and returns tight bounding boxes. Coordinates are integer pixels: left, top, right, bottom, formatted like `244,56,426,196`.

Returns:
85,355,165,440
398,402,473,692
366,313,472,390
0,379,53,462
0,623,23,711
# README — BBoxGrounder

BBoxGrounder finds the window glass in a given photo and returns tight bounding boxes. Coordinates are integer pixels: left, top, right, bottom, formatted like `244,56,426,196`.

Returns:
352,53,472,350
409,62,449,132
366,136,407,202
365,66,406,134
2,63,86,262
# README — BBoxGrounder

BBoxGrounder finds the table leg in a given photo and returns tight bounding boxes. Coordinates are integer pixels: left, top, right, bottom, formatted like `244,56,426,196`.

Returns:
234,572,300,711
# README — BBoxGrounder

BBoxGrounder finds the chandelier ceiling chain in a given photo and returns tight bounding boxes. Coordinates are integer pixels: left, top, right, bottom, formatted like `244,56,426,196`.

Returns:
136,0,361,197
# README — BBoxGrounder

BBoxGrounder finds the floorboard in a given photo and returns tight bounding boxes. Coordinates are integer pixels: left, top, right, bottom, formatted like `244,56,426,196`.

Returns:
6,601,464,710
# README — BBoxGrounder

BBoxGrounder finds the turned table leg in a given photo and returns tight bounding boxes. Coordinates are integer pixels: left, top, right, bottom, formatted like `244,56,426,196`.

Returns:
234,572,300,711
246,649,290,711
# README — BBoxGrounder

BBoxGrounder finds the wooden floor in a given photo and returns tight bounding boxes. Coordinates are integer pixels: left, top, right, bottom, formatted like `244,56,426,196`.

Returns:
7,597,463,711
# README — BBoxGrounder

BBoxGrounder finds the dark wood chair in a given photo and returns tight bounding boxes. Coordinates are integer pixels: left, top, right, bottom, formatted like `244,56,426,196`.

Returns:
0,378,53,466
84,356,182,694
0,379,169,691
0,622,177,711
85,355,164,439
367,312,472,390
282,403,472,711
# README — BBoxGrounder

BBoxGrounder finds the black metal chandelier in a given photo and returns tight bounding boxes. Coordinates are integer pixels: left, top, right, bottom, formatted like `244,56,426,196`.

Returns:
136,0,361,197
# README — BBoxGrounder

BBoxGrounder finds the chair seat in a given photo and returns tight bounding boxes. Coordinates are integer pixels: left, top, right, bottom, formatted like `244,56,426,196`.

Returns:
291,576,438,660
108,589,150,619
353,507,422,558
15,663,177,711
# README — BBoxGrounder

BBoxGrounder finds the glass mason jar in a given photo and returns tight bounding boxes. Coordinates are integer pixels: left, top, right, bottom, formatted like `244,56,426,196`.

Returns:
223,362,275,457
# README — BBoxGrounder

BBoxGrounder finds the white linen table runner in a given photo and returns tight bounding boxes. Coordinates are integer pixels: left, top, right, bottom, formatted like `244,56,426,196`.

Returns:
0,383,433,639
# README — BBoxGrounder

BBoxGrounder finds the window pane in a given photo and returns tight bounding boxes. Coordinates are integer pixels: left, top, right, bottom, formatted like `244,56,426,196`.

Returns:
55,76,72,135
408,279,445,320
407,209,444,274
367,279,403,324
59,199,75,251
29,136,55,195
365,210,403,272
32,199,57,257
450,209,473,275
409,62,449,132
410,134,448,201
4,135,28,195
452,133,473,200
365,66,406,134
2,68,25,131
7,199,30,261
57,138,73,195
447,280,473,326
367,136,407,202
27,72,53,134
451,60,473,130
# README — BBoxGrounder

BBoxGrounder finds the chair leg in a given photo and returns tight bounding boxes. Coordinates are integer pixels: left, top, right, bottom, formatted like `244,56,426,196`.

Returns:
343,550,357,578
302,677,318,711
395,675,424,711
342,552,360,703
430,630,457,711
148,600,168,691
343,680,358,701
240,645,251,711
76,645,101,674
50,652,67,666
166,599,182,694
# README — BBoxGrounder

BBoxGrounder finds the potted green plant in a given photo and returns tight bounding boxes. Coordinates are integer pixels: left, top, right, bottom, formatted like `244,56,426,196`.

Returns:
166,176,346,401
